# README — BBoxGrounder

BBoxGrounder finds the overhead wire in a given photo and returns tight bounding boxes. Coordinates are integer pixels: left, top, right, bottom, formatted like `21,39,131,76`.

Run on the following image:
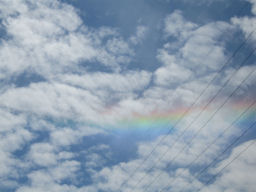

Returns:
135,43,256,191
193,120,256,183
118,27,254,191
196,139,256,192
157,99,256,192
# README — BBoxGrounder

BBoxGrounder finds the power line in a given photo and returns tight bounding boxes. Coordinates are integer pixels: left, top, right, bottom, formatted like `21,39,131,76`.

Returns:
121,30,254,190
157,99,256,192
198,140,256,192
195,124,256,192
195,121,256,182
136,46,256,191
118,28,254,191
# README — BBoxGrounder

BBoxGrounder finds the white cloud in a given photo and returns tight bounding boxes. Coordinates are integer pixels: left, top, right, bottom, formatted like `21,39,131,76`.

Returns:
159,11,232,77
0,0,135,80
221,65,256,96
231,0,256,42
164,10,197,39
0,109,26,132
130,25,148,45
85,153,106,169
50,126,102,147
181,23,230,72
0,0,28,18
0,109,33,186
247,0,256,15
202,140,256,192
28,143,57,167
80,103,246,191
0,0,255,191
50,160,80,182
84,144,111,170
150,13,233,112
17,167,80,192
56,71,151,93
149,11,234,110
0,82,103,121
154,63,193,87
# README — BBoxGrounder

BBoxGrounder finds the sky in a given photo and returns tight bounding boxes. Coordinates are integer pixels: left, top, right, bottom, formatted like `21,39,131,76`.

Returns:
0,0,256,191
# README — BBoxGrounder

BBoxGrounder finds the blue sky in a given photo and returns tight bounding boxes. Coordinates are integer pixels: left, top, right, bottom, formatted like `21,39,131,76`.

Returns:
0,0,256,191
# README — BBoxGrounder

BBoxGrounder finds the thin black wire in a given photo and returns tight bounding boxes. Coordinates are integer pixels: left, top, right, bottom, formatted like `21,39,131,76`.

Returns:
119,4,253,190
158,99,256,192
195,122,256,181
122,31,254,190
139,0,249,135
136,47,256,191
118,29,254,191
197,140,256,192
178,121,256,192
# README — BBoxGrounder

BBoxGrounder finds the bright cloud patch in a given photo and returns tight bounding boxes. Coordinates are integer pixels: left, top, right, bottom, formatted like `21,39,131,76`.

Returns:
0,0,255,192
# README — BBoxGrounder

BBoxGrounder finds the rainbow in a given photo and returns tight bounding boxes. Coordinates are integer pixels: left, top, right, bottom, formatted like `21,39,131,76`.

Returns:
101,99,256,135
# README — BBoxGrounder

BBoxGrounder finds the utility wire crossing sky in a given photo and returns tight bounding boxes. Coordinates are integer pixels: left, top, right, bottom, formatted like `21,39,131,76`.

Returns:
0,0,256,192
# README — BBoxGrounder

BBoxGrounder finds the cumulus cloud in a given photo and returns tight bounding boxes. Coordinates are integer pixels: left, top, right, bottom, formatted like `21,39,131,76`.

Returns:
28,143,57,167
231,0,256,42
164,10,197,39
202,140,256,192
144,12,234,110
0,82,105,122
0,0,255,191
0,0,135,80
154,63,193,87
75,7,256,192
130,25,148,45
